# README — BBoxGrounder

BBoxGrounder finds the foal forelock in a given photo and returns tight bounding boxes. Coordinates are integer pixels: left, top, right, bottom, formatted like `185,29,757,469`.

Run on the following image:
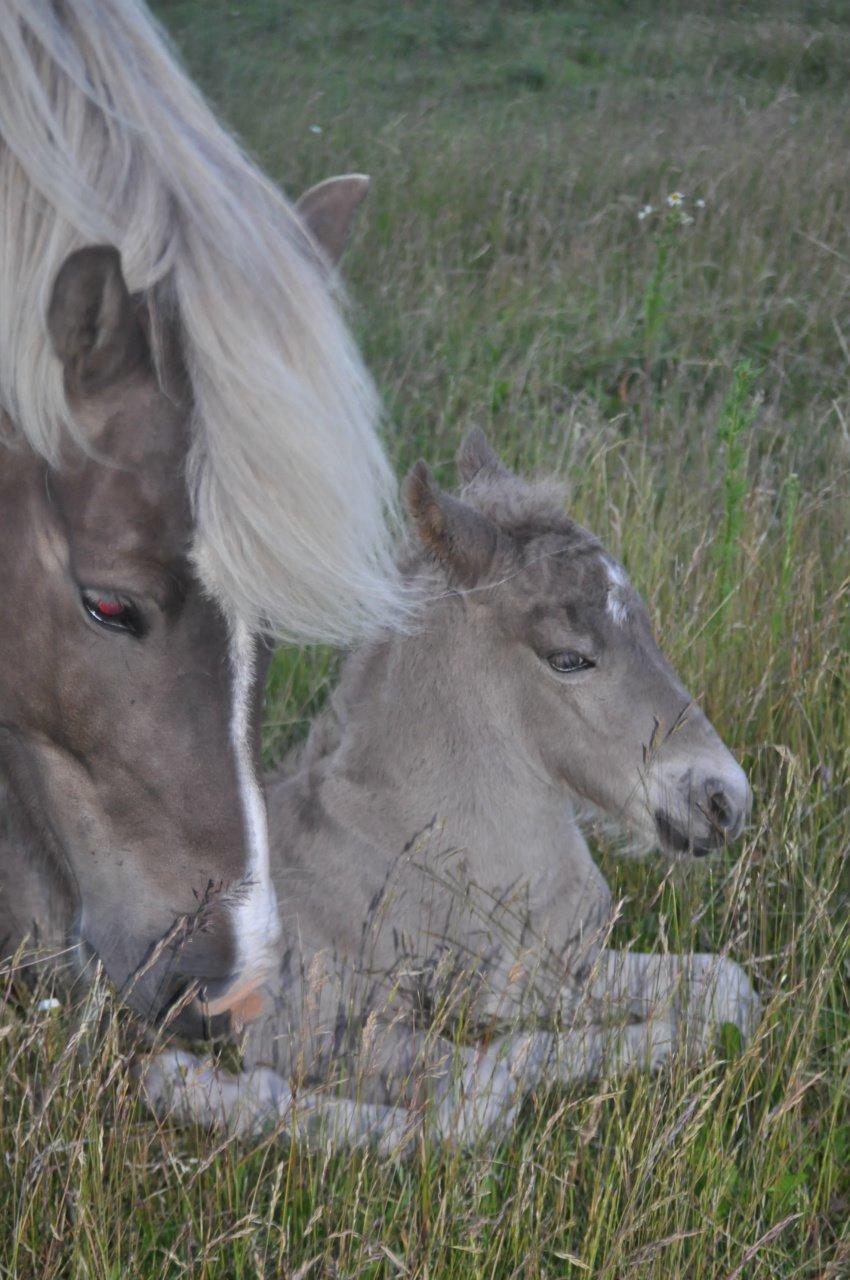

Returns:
0,0,406,646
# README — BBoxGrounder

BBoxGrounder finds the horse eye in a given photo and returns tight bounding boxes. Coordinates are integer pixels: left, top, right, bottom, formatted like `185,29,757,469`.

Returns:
82,591,145,638
548,650,595,674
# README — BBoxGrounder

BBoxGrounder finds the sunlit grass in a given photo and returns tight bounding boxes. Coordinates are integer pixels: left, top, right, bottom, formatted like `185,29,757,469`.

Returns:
2,2,849,1276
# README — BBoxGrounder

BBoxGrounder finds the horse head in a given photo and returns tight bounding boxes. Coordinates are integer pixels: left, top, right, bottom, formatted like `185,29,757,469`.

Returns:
0,178,369,1034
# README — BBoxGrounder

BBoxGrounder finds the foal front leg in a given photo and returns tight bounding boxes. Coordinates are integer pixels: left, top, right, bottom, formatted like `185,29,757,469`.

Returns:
586,948,761,1053
138,1016,682,1153
137,1049,415,1155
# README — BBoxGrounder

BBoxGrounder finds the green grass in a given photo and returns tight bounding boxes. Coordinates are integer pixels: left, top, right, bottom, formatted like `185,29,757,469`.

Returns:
3,1,849,1275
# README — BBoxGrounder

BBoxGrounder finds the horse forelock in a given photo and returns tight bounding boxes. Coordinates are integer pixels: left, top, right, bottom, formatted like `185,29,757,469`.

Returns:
0,0,408,646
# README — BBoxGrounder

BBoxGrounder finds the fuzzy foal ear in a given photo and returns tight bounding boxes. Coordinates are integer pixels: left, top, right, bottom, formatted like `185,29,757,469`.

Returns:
295,174,370,266
457,426,511,485
404,459,500,587
47,245,148,394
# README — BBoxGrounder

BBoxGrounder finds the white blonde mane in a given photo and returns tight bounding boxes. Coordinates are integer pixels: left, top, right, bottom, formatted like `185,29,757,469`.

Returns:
0,0,406,644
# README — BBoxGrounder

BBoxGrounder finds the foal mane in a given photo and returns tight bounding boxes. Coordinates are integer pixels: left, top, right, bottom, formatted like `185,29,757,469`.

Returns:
459,471,575,541
0,0,405,645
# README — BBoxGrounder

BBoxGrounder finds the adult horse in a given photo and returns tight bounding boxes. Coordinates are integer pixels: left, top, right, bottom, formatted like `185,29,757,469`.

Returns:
0,0,405,1034
143,433,759,1150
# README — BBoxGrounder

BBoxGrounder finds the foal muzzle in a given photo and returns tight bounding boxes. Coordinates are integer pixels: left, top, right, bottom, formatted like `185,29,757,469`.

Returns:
654,763,752,856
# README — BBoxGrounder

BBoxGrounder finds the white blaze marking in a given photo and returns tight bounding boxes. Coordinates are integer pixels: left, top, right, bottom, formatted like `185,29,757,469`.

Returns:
227,618,279,987
605,558,630,626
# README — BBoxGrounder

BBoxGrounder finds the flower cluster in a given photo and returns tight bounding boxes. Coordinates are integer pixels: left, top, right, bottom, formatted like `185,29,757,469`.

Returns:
637,191,706,226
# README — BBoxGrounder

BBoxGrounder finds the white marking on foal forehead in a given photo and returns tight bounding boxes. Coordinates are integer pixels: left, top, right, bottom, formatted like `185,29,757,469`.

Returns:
604,557,631,626
228,619,280,982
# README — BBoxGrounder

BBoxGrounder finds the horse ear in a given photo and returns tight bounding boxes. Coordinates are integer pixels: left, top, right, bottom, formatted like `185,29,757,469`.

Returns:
47,245,148,394
457,426,511,485
404,459,500,587
295,174,370,266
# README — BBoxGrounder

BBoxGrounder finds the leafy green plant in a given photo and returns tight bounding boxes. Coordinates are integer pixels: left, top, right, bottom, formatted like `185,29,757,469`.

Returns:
771,470,800,648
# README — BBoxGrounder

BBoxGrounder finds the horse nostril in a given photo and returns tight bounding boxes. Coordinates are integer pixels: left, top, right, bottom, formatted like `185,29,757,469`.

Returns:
198,972,239,1004
196,970,269,1026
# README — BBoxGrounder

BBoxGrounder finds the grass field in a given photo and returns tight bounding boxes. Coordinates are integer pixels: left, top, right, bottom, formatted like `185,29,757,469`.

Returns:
3,1,849,1276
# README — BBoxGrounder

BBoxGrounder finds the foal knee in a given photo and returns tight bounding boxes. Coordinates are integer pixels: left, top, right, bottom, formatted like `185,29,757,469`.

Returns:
136,1049,292,1136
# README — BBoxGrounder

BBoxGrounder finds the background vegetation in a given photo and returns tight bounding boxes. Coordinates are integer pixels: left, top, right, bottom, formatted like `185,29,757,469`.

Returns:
2,1,848,1275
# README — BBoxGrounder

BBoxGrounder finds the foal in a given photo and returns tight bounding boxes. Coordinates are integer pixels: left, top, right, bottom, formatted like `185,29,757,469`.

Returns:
143,432,759,1148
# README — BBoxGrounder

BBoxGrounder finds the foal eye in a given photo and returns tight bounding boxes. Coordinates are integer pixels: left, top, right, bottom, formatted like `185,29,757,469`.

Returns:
82,591,145,638
547,650,595,674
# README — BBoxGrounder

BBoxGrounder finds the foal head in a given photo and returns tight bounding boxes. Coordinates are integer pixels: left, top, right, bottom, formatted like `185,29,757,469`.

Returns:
404,431,751,856
0,179,368,1032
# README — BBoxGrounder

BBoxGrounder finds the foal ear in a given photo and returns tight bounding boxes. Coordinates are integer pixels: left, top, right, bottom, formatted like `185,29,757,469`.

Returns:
47,245,148,394
404,460,500,588
457,426,511,485
295,174,370,266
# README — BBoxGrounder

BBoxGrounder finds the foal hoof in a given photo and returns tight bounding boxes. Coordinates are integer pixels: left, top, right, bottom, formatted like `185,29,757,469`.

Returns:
685,955,761,1053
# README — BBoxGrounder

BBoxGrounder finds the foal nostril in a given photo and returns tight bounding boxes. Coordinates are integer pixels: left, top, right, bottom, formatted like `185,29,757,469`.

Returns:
703,778,738,833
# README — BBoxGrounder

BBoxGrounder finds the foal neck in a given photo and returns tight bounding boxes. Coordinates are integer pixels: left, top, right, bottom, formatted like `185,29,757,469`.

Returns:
328,591,579,860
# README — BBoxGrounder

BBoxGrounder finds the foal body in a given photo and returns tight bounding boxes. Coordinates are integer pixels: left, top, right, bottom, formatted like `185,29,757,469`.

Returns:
144,434,759,1148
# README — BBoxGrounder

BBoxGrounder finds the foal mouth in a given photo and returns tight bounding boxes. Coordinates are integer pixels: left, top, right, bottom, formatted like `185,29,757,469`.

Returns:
654,809,719,858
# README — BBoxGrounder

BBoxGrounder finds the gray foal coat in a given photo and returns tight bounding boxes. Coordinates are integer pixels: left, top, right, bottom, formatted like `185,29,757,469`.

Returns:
141,433,759,1149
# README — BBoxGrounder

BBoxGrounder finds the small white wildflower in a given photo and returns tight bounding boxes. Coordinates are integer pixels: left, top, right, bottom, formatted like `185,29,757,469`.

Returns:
666,191,685,207
637,204,654,221
309,125,323,135
695,197,706,208
680,212,694,225
36,997,61,1012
